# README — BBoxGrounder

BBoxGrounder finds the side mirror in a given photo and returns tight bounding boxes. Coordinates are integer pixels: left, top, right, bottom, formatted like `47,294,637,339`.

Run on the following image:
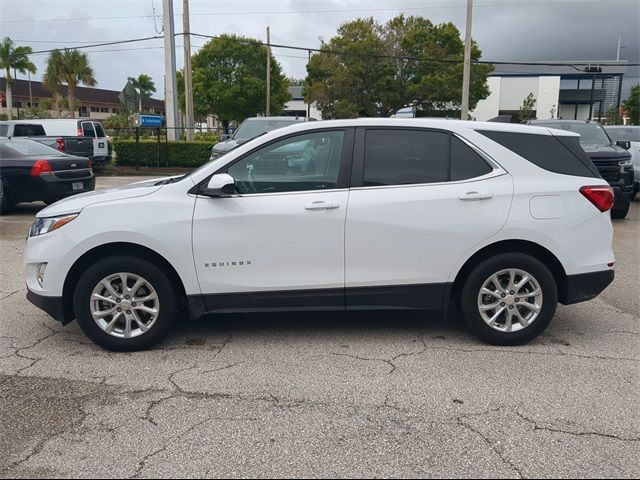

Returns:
616,140,631,150
200,173,235,197
220,133,230,141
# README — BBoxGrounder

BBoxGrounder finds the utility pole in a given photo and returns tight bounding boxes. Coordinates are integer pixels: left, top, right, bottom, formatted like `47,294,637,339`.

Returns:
616,33,621,61
266,26,271,117
163,0,179,141
183,0,194,140
28,71,33,107
460,0,473,120
307,50,311,119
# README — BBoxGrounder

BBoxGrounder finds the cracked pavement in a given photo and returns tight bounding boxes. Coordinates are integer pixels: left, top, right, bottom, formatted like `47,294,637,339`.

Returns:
1,177,638,478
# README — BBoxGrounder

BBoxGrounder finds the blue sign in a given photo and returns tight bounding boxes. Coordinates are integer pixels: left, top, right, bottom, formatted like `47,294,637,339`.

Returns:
140,115,163,127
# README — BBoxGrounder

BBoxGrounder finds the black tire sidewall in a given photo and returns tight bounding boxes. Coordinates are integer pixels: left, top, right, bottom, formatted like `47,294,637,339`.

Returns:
73,256,177,351
611,199,630,219
461,253,558,346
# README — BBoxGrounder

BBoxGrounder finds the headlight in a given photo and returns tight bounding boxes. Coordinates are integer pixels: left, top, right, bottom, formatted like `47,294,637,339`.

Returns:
619,159,633,167
28,214,78,237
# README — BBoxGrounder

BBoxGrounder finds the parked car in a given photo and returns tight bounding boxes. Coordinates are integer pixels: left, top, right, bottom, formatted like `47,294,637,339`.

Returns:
0,138,95,214
527,120,634,218
0,119,110,166
604,125,640,199
0,120,94,160
25,119,615,351
210,116,313,159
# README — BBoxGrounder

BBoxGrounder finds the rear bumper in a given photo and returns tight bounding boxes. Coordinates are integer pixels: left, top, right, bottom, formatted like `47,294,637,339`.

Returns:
561,269,615,305
90,156,111,166
26,289,71,324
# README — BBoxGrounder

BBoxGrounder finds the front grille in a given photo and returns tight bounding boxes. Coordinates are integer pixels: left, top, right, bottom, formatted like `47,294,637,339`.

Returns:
54,169,92,180
590,158,621,182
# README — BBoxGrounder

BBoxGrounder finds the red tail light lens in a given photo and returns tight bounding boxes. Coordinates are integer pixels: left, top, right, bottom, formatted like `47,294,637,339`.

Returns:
55,138,65,152
77,127,84,136
88,159,93,170
30,160,53,176
580,186,615,212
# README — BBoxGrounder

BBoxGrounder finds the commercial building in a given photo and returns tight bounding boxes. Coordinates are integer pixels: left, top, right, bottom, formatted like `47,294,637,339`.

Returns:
471,60,628,122
283,86,322,119
0,78,165,120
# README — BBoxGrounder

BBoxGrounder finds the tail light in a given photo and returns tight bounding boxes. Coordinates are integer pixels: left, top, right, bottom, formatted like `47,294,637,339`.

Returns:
88,159,93,170
580,185,615,212
30,160,53,176
77,127,84,136
55,138,65,152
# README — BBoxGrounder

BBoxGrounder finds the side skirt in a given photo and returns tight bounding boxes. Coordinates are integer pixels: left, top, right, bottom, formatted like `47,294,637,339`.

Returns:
188,283,450,317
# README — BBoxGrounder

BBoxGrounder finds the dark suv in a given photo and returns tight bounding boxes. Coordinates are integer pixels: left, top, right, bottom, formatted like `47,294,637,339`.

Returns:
528,120,634,219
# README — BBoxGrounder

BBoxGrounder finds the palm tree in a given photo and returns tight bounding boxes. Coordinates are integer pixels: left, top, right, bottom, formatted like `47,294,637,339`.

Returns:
128,74,156,112
0,37,37,119
44,49,96,118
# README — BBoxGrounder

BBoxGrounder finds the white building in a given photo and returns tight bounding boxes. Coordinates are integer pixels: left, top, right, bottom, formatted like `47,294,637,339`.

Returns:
283,86,322,119
471,60,627,122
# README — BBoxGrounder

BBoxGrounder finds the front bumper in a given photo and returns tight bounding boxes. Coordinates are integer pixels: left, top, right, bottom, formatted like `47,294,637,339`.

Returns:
561,269,615,305
26,289,72,324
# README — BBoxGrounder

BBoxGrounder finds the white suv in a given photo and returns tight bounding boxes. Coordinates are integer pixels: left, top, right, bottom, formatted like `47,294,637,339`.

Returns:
24,119,615,350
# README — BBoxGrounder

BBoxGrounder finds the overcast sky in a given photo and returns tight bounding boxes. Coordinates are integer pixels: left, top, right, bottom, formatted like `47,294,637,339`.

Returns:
1,0,638,99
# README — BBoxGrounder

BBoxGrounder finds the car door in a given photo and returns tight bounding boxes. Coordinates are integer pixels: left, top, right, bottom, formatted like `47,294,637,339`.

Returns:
192,128,354,312
92,122,109,158
345,127,513,310
80,121,97,157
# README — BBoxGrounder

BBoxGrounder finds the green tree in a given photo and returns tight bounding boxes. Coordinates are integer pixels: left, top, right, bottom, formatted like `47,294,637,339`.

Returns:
127,73,156,112
519,92,536,122
623,84,639,125
603,105,623,125
44,49,97,118
191,34,291,132
304,15,493,119
0,37,37,119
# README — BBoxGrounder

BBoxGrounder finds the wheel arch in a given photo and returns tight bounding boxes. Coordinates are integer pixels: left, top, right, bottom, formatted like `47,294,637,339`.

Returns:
62,242,188,323
450,239,569,307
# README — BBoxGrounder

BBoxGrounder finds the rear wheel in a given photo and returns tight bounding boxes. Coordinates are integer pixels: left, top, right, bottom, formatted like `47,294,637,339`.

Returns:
73,256,177,351
611,198,630,219
460,253,558,345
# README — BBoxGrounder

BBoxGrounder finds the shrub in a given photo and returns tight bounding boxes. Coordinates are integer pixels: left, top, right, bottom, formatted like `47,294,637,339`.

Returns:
111,139,215,168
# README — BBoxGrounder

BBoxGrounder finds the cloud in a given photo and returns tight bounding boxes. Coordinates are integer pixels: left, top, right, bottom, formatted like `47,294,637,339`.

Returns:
1,0,638,98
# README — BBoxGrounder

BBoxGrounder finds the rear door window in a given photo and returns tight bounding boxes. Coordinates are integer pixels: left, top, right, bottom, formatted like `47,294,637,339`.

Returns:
93,122,106,138
363,129,449,186
82,122,96,137
450,137,493,181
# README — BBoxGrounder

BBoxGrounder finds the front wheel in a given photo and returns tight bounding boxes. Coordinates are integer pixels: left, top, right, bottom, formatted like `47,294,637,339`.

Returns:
460,253,558,346
73,256,177,351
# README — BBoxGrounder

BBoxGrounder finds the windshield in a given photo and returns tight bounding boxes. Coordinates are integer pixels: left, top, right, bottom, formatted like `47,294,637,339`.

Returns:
534,122,612,147
232,119,300,140
605,127,640,142
0,138,66,156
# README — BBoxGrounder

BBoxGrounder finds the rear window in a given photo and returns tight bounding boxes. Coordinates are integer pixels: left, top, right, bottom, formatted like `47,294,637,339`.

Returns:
94,122,106,137
0,125,8,136
477,130,600,178
13,124,46,136
450,137,493,181
82,122,96,137
0,138,63,156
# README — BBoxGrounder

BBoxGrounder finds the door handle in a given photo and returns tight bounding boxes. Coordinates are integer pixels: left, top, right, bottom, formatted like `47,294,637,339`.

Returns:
459,191,494,201
305,201,339,210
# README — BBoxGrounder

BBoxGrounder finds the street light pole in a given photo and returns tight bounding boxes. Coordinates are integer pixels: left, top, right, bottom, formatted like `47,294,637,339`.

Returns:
266,26,271,117
183,0,194,140
460,0,473,120
163,0,179,141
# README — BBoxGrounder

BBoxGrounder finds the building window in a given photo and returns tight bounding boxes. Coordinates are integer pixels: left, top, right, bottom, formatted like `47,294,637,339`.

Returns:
100,107,109,113
111,108,119,114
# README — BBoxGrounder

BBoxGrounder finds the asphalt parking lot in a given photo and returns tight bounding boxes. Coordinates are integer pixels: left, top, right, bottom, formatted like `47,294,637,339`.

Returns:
1,176,638,478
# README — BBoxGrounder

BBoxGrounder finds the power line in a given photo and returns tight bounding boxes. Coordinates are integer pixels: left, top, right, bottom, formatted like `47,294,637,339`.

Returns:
3,0,635,23
15,33,640,67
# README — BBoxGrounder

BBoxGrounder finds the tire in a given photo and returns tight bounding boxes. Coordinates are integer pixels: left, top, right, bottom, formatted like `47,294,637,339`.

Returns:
73,256,177,351
611,199,630,219
0,179,12,215
460,253,558,346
